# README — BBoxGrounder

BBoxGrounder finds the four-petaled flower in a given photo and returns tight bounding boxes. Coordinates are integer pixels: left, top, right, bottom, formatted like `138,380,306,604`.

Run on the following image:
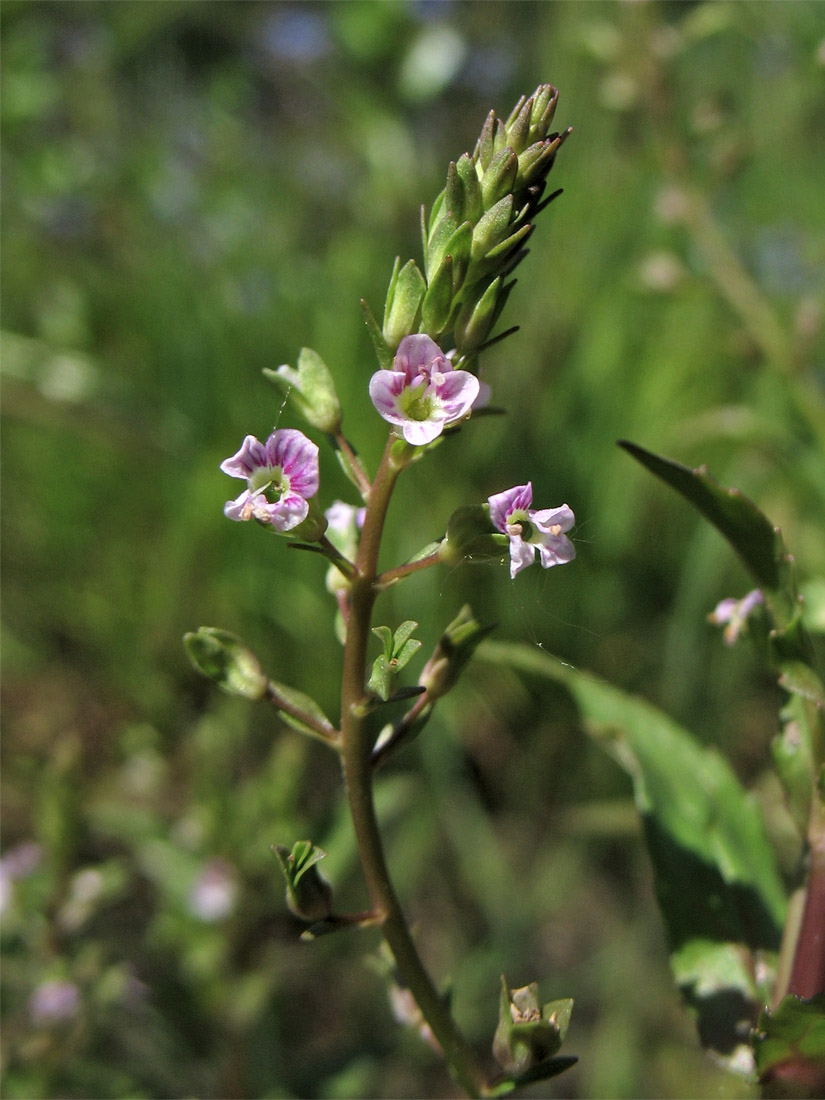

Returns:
488,483,575,578
221,428,319,531
369,334,480,445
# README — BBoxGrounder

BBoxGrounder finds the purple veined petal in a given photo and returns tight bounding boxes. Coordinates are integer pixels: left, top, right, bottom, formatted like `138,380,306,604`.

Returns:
401,417,446,446
263,429,320,498
531,504,575,535
395,334,448,380
224,489,257,521
369,370,409,422
265,491,310,532
220,435,268,479
508,535,536,578
436,370,480,421
488,483,533,531
535,533,576,568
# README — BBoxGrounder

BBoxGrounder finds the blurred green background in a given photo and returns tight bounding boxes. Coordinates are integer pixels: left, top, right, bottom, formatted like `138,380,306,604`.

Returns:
2,2,824,1097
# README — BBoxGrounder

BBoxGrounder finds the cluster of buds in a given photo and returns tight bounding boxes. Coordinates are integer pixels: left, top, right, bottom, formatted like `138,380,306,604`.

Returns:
376,84,571,365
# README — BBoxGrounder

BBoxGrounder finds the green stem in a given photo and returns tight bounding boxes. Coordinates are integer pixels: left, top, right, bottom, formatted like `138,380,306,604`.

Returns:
339,435,490,1098
379,550,442,586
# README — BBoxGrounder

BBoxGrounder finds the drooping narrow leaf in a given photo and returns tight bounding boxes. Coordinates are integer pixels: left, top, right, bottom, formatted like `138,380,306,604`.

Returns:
618,440,784,594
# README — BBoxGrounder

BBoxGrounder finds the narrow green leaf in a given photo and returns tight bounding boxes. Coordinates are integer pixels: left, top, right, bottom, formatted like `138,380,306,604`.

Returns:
391,620,419,654
618,440,783,592
371,625,393,660
268,679,336,739
481,640,788,1062
393,638,422,671
368,654,393,702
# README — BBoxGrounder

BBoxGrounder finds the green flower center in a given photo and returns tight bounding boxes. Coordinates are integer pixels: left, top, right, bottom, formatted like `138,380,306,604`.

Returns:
399,380,435,423
250,465,288,498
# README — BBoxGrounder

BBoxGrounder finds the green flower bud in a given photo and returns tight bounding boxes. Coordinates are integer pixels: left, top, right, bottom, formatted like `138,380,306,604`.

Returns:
263,347,342,434
493,976,574,1075
383,258,426,350
418,604,495,701
438,504,506,567
515,137,562,191
455,152,483,225
480,147,518,208
471,195,515,262
184,628,268,700
273,841,333,923
454,276,515,353
421,255,455,336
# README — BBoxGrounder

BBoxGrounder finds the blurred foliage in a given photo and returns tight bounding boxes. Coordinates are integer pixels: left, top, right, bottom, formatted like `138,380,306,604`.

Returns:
2,1,824,1097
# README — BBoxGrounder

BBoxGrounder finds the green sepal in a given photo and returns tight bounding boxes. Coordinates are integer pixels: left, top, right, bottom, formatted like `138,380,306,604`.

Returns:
262,346,342,434
493,976,574,1076
184,628,268,700
753,994,825,1092
439,504,504,567
516,136,562,190
272,840,333,923
360,298,393,369
369,621,422,701
444,159,464,221
383,257,426,350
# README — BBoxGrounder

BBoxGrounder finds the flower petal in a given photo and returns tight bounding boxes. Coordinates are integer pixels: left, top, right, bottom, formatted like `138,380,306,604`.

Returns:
402,418,446,446
266,428,320,498
266,491,310,532
437,370,480,423
488,483,533,532
395,334,448,380
220,435,268,479
508,535,536,578
531,504,575,535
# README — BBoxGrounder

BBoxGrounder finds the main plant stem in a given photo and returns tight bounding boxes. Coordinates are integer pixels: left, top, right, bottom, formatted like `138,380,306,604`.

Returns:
339,437,489,1099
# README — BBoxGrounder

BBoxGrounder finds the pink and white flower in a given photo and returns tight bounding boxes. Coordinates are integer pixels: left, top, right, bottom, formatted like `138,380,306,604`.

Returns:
369,334,480,446
488,482,575,578
220,428,319,531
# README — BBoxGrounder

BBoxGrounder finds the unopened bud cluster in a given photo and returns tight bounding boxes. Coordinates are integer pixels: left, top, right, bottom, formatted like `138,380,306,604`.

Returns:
381,84,570,363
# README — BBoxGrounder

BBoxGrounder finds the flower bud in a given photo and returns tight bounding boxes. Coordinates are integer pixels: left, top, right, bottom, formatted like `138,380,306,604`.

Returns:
418,603,495,702
454,152,483,224
454,276,513,352
184,628,268,700
273,841,333,923
471,195,514,262
264,347,342,434
383,258,426,350
421,255,455,336
480,147,518,208
493,976,573,1075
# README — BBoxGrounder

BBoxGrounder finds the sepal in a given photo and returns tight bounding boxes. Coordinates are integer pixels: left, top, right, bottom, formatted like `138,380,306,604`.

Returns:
263,347,342,434
439,504,505,566
184,628,268,700
383,258,426,350
493,976,574,1076
272,840,333,922
369,621,422,701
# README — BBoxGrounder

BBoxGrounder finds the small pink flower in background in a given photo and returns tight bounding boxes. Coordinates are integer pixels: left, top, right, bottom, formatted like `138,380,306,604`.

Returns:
488,482,575,579
221,429,319,531
188,860,238,922
369,334,480,445
29,979,80,1025
709,588,763,645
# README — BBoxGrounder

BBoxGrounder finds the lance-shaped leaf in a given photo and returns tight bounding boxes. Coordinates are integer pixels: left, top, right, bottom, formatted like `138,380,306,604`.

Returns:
618,440,786,597
480,640,788,1069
